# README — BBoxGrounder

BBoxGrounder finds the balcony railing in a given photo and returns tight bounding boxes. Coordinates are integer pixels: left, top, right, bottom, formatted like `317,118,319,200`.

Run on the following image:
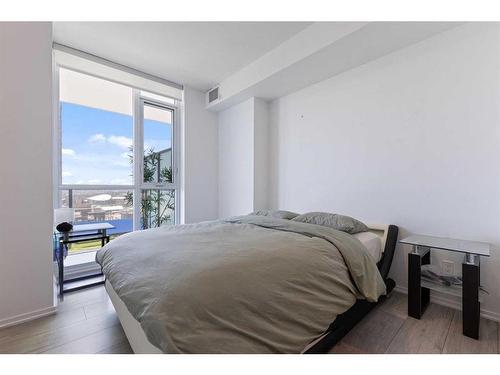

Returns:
61,188,133,254
60,187,174,254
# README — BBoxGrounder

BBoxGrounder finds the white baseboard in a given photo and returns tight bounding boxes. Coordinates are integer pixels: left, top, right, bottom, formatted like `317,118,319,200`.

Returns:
394,286,500,323
0,305,57,329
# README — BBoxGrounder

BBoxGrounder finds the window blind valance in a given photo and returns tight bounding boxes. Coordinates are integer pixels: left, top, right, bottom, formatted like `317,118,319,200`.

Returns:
53,43,183,101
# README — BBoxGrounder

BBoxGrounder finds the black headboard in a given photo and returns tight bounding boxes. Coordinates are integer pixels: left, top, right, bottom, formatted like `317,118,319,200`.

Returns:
376,224,399,280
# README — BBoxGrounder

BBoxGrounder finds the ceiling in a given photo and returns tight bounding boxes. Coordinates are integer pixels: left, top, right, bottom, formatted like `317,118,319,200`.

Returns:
53,22,312,91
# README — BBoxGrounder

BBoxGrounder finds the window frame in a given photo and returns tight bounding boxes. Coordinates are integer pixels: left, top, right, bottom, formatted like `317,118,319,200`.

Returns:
133,94,180,229
54,64,180,232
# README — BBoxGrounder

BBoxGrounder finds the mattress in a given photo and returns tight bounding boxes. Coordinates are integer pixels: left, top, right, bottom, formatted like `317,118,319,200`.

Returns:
353,231,382,261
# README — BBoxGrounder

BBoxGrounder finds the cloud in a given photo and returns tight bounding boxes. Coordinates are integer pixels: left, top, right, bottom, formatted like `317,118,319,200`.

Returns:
62,171,73,177
108,135,133,149
88,133,106,143
87,179,101,184
88,134,133,150
121,152,131,159
62,148,76,156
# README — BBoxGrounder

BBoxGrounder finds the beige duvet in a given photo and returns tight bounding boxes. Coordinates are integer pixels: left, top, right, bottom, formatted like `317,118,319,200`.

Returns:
96,216,386,353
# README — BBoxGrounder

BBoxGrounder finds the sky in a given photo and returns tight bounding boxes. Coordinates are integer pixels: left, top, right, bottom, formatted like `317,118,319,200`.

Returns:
61,102,172,185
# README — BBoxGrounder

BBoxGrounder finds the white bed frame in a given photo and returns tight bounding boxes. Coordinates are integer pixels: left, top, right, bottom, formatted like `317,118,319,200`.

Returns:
106,224,391,354
106,281,162,354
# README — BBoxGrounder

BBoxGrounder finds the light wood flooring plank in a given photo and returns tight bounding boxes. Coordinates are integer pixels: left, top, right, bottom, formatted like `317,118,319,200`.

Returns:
332,307,405,353
56,285,110,313
0,307,87,345
329,341,365,354
42,324,128,354
83,298,116,320
385,303,454,353
0,310,120,353
442,310,498,354
378,292,408,320
96,339,134,354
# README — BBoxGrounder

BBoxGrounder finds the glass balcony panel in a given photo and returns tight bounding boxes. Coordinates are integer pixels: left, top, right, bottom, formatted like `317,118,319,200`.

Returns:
140,189,175,229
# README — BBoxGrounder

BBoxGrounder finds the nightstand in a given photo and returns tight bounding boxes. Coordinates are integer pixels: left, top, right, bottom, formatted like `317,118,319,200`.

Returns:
400,234,490,339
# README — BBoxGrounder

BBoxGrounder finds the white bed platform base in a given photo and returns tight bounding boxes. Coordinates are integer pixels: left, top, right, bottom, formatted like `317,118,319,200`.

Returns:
106,223,391,354
106,281,162,354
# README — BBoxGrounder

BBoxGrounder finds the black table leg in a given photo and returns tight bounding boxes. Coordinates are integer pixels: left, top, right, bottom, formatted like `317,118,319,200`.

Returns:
463,254,480,339
57,242,64,298
408,246,430,319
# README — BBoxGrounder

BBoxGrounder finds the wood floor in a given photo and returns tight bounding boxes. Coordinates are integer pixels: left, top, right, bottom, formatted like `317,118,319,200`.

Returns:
331,292,499,354
0,286,498,354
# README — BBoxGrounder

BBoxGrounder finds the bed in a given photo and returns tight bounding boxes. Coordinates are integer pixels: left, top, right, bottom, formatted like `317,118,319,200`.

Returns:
97,215,398,354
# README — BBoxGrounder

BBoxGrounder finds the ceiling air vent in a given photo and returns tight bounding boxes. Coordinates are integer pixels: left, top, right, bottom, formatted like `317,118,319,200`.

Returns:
207,86,220,104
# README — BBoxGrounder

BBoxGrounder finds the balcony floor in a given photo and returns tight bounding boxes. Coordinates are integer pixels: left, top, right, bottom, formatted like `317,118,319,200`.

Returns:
65,251,98,267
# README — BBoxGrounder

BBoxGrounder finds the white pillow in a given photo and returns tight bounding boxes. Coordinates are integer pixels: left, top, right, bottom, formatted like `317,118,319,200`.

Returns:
353,231,382,262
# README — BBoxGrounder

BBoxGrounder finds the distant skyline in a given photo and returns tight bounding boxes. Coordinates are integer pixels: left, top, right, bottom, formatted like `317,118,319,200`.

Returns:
61,102,172,185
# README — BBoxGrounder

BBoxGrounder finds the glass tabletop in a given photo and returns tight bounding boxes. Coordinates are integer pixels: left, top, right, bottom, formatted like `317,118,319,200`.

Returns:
72,223,115,232
400,234,490,257
54,222,116,234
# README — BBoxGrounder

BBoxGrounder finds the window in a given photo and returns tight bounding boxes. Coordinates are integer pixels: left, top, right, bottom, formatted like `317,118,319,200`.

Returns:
142,103,174,184
56,67,179,253
60,69,134,186
138,101,177,229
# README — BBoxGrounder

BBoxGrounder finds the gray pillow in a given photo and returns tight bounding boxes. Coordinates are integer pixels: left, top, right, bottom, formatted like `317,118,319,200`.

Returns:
291,212,368,234
250,209,299,220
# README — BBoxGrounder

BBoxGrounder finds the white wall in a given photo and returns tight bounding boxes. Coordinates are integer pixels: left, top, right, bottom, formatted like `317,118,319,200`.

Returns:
218,98,255,217
182,86,219,223
218,97,269,218
268,23,500,318
0,22,55,326
253,99,269,210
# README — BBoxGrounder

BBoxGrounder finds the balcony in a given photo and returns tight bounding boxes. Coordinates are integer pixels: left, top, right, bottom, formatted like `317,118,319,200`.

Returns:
60,189,133,255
